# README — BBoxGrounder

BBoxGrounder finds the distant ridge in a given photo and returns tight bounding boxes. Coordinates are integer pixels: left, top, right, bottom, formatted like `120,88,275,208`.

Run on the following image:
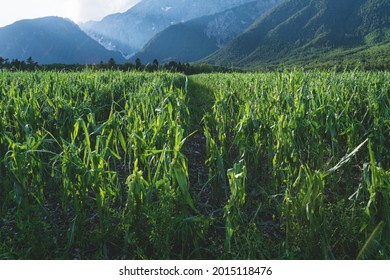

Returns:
80,0,256,56
133,0,282,64
0,17,124,64
204,0,390,68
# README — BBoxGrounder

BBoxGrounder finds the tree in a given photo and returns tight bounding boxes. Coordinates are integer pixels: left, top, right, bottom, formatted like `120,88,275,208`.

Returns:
97,60,104,70
0,57,9,69
108,58,116,68
135,58,142,70
167,61,178,71
10,59,25,71
26,56,38,71
152,58,159,71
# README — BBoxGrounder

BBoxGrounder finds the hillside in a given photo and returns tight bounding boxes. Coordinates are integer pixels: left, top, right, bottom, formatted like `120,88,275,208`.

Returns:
0,17,124,65
205,0,390,68
133,0,282,64
81,0,255,57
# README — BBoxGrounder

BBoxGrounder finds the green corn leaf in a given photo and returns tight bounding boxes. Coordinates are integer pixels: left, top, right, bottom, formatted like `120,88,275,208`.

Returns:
326,139,368,174
357,221,384,260
173,161,195,211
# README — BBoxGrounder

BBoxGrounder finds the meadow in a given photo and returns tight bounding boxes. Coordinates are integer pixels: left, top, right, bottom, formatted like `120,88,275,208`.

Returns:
0,70,389,259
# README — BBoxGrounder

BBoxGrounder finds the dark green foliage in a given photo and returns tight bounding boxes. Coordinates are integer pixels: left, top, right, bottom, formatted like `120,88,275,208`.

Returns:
205,0,390,68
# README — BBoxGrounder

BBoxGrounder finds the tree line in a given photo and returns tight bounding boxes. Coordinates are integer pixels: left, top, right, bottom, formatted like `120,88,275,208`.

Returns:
0,56,39,71
0,56,237,75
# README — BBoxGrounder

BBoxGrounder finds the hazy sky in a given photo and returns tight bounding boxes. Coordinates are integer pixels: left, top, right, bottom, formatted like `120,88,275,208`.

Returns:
0,0,142,27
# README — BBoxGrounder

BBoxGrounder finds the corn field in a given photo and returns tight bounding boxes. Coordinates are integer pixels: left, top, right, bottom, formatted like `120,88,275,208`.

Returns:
0,70,389,259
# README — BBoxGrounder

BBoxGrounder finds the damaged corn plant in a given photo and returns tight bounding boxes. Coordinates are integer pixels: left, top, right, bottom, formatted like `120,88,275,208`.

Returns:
201,70,390,259
0,71,205,259
1,69,389,259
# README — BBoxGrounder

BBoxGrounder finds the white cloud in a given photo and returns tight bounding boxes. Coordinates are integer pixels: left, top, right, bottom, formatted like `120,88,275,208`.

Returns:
0,0,141,27
77,0,141,22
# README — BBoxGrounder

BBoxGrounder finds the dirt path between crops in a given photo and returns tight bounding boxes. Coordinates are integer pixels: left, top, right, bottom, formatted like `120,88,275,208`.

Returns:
182,76,214,208
182,76,229,256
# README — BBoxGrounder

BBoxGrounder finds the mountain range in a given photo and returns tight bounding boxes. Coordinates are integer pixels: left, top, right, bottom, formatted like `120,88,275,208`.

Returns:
80,0,256,57
133,0,282,64
0,0,389,68
0,17,124,65
205,0,390,67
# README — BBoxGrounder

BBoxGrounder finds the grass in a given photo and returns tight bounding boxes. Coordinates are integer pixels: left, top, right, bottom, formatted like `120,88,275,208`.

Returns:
0,69,389,259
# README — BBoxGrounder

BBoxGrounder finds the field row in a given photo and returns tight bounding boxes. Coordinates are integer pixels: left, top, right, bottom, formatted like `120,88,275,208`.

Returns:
196,71,390,259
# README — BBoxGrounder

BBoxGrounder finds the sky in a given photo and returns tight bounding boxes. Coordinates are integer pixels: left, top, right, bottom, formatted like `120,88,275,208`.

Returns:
0,0,142,27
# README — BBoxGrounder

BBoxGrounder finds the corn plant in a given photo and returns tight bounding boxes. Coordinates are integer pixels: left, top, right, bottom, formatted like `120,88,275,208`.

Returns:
1,69,389,259
199,70,390,259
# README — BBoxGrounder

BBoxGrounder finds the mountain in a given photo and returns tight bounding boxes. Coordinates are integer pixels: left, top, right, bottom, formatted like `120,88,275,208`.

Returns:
0,17,124,65
80,0,255,57
205,0,390,68
133,0,282,64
